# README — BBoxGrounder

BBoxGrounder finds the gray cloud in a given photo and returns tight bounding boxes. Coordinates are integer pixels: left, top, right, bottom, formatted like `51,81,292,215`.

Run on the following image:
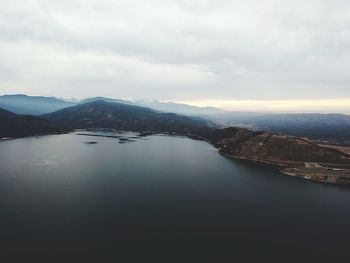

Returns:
0,0,349,105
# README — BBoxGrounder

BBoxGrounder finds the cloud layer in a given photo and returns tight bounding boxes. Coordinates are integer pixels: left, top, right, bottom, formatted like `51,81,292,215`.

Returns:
0,0,349,111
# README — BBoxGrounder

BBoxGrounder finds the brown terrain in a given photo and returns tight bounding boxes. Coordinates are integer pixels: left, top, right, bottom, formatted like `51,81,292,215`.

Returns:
317,144,350,155
196,127,350,184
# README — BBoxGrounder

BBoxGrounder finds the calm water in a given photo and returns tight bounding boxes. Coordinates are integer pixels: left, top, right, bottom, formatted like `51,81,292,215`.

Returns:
1,132,350,261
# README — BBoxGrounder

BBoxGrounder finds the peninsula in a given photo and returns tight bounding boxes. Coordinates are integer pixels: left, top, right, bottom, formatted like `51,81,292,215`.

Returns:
195,127,350,184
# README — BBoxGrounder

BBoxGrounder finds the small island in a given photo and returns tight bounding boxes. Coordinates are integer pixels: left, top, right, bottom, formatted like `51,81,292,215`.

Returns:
85,141,98,144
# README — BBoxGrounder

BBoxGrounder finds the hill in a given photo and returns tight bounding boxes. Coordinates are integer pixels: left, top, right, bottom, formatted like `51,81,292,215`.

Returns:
197,127,350,184
203,127,350,164
0,108,63,138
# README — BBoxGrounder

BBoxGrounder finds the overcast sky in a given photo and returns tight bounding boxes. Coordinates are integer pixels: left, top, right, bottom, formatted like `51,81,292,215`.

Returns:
0,0,350,112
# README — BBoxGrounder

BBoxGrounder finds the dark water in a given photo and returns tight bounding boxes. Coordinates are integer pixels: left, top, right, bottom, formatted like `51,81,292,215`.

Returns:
0,132,350,261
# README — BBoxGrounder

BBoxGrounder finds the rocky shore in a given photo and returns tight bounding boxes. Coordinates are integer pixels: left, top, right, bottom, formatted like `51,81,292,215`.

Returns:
281,165,350,184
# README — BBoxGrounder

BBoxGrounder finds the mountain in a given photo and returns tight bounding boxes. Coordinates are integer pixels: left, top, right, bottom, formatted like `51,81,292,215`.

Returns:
0,94,76,115
0,108,63,138
43,100,213,133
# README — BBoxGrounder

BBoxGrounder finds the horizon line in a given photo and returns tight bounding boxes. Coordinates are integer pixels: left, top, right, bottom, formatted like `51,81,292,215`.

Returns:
1,93,349,115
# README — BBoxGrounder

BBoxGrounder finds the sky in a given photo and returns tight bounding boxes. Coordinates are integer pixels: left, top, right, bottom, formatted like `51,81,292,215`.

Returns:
0,0,350,113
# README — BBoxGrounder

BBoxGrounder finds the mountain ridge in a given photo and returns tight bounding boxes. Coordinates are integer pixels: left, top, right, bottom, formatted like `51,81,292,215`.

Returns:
43,100,214,133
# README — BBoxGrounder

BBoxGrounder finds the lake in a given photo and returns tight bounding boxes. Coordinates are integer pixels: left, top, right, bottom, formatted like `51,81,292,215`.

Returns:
0,132,349,261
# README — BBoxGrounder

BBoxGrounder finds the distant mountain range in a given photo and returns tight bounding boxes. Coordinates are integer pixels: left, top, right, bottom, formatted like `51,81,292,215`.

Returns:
1,94,350,144
0,94,75,115
0,94,225,116
135,99,225,116
220,113,350,145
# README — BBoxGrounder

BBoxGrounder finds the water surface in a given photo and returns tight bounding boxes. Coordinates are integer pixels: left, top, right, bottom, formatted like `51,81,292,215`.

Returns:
0,132,349,261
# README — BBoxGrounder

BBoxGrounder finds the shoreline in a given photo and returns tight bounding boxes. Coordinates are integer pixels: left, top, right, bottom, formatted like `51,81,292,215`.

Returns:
219,152,350,185
2,129,350,185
